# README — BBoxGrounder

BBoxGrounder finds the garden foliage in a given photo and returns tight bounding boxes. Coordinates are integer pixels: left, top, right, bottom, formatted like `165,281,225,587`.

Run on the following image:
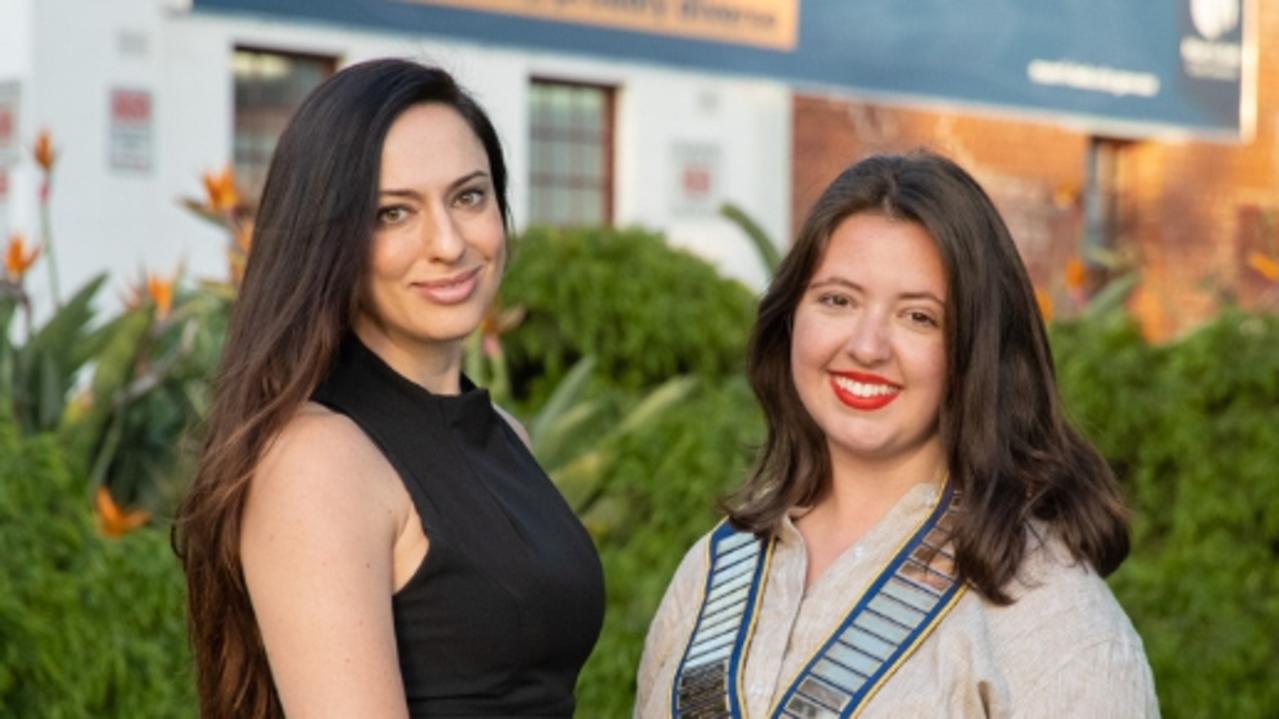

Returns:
499,225,757,400
573,376,763,716
0,270,232,514
1,216,1275,717
0,418,194,717
1052,309,1279,717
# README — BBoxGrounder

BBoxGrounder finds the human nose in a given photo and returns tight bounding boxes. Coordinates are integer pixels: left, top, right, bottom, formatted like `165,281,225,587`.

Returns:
844,310,891,366
424,204,465,263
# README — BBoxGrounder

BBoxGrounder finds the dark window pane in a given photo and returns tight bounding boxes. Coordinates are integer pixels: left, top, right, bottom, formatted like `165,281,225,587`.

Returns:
528,80,613,227
233,48,335,203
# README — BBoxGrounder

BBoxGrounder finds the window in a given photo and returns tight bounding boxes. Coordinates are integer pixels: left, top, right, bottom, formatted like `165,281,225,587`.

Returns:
1084,136,1131,252
233,48,335,202
528,80,615,226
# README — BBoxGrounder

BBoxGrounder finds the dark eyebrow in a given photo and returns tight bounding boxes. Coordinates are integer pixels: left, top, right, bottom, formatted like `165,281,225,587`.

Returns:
901,291,946,305
808,276,944,305
448,170,489,192
809,277,861,292
378,170,490,200
378,188,421,201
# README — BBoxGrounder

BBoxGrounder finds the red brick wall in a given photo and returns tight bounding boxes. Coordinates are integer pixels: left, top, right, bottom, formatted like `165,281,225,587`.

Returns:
792,2,1279,340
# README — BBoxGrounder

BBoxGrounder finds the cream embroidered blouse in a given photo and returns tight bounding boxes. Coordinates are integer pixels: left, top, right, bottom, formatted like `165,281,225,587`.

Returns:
635,483,1159,718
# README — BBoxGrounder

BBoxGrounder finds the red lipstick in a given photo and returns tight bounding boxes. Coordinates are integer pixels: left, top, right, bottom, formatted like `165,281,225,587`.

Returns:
829,371,901,411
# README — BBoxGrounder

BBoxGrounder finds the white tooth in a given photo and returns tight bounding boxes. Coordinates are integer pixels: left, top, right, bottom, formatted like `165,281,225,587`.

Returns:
835,376,896,398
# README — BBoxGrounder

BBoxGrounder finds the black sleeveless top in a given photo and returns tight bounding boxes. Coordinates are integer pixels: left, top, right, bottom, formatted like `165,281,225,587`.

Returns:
311,336,604,717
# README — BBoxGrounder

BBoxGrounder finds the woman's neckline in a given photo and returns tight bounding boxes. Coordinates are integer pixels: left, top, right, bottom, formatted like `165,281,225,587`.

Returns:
343,333,483,403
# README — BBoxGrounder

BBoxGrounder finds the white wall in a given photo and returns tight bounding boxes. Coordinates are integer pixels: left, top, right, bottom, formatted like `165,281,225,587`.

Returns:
24,0,185,310
17,1,791,316
617,72,790,289
0,0,35,255
0,0,32,74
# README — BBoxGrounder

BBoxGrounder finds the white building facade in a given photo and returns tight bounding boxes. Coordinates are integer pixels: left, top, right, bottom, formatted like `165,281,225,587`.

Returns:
0,0,793,312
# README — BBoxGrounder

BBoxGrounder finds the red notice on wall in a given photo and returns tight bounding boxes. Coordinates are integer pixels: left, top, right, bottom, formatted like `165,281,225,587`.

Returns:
0,80,19,167
671,142,720,217
109,88,152,172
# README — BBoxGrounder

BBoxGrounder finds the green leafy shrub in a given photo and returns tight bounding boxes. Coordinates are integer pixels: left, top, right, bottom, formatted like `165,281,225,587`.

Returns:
500,226,757,400
1053,309,1279,718
71,284,232,511
0,268,232,517
0,418,194,717
573,376,764,717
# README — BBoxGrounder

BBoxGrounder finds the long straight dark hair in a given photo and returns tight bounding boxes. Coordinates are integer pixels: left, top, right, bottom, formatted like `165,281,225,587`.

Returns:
172,59,509,718
729,151,1128,603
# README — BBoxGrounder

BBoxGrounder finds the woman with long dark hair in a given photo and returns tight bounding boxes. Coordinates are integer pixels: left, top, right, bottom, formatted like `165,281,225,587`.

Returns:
636,152,1157,717
174,59,603,718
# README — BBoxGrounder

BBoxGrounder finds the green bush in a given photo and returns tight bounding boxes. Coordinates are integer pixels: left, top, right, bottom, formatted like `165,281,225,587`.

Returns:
500,226,757,401
0,418,194,718
1053,309,1279,718
574,376,764,717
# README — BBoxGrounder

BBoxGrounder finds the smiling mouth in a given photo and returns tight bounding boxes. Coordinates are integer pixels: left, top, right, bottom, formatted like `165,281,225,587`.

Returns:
411,267,481,305
830,372,901,411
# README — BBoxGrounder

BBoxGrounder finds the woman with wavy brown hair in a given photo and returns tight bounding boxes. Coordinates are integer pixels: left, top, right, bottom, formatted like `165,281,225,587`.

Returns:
636,151,1157,718
174,59,603,718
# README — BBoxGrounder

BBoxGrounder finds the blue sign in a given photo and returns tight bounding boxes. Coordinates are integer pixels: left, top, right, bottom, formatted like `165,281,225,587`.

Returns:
194,0,1252,139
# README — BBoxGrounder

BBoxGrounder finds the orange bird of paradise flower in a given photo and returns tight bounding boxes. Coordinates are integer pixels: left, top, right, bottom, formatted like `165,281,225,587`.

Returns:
1248,251,1279,282
5,232,40,280
1064,257,1088,292
96,487,150,538
32,130,56,172
479,304,526,358
146,271,175,319
202,166,239,214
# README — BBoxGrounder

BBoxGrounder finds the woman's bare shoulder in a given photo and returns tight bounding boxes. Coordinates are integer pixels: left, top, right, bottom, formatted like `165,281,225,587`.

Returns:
260,402,384,477
245,402,400,535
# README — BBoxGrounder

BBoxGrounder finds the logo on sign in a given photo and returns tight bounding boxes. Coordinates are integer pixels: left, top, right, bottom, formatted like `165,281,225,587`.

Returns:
1191,0,1239,40
1181,0,1242,81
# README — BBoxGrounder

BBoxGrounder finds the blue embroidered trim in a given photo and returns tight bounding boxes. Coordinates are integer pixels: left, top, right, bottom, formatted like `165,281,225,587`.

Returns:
770,483,963,718
671,484,963,719
672,521,771,718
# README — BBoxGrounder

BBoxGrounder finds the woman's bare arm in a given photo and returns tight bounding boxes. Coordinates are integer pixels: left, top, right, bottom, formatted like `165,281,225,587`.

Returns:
241,406,411,718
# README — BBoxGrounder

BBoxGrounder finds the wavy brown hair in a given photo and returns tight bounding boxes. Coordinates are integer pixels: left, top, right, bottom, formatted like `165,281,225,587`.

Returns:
172,59,509,718
728,151,1128,603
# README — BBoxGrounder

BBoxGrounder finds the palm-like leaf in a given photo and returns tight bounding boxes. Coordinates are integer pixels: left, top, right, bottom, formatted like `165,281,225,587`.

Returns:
720,202,782,276
541,371,698,525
